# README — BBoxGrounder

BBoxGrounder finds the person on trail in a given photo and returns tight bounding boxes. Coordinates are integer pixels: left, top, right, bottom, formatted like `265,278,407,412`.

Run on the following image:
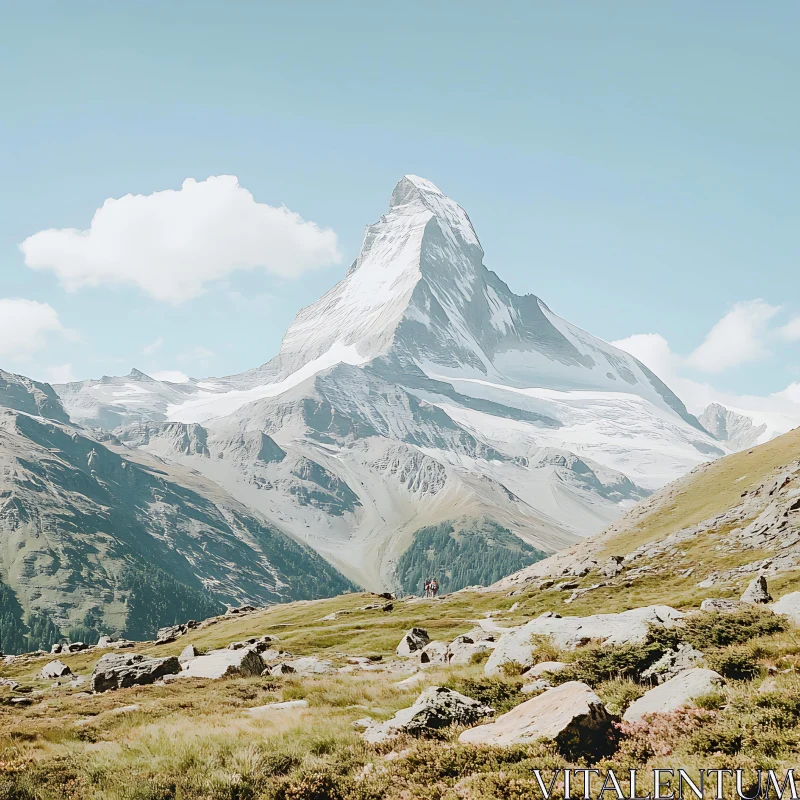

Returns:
424,578,431,598
431,579,439,597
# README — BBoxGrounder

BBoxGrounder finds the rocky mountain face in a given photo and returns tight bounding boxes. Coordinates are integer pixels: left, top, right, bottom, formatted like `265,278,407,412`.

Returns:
0,376,355,653
52,176,724,591
698,401,799,452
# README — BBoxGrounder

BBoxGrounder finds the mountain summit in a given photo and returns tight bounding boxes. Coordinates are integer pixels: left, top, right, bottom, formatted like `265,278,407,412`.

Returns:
52,176,724,590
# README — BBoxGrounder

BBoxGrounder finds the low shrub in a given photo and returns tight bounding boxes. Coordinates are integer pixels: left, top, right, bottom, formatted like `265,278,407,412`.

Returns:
683,607,787,649
706,644,763,680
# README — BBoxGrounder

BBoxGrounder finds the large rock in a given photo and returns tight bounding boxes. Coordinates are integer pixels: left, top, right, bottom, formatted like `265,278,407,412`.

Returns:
179,646,265,679
527,661,568,678
356,686,494,744
623,668,724,722
91,653,181,692
396,628,430,657
741,575,772,605
771,592,800,625
459,681,613,757
640,644,703,685
41,660,72,680
447,629,497,666
155,624,187,645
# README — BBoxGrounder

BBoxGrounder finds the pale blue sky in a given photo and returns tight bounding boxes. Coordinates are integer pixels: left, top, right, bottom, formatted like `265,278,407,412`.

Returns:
1,1,798,409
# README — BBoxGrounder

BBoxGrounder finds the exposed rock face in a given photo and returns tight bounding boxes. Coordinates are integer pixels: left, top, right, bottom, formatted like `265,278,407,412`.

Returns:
771,592,800,625
40,660,72,680
356,686,494,744
699,403,770,452
459,682,614,757
397,628,430,657
741,575,772,605
623,668,724,722
156,624,188,644
178,645,198,664
640,645,703,684
91,653,181,692
178,646,265,679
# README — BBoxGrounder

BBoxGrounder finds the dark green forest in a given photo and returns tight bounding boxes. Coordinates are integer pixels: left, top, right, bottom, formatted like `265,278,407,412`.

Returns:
396,519,547,596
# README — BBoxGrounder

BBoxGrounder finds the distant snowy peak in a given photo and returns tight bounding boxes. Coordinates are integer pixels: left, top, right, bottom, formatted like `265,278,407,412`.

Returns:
699,402,798,452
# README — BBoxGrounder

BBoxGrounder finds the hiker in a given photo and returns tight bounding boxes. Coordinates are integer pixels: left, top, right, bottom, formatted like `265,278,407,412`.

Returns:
430,579,439,597
423,578,431,598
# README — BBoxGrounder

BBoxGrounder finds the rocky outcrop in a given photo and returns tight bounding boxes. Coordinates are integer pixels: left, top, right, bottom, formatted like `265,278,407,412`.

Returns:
91,653,181,692
484,606,683,676
419,641,449,666
623,668,724,722
355,686,494,744
700,598,740,613
179,646,265,679
741,575,772,605
396,628,430,657
640,644,703,684
447,630,497,666
459,682,614,757
265,657,336,676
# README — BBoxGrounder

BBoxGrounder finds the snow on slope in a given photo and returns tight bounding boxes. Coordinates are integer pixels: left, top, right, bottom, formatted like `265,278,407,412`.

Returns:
55,175,726,590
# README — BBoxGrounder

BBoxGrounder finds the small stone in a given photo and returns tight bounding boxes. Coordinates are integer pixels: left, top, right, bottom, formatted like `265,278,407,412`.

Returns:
396,628,430,657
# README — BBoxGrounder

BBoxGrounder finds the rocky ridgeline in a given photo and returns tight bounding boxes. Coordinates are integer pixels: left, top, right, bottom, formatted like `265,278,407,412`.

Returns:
493,457,800,599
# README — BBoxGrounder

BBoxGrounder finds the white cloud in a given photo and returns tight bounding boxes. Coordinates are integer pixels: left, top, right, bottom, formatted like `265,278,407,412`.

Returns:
43,363,79,384
177,346,214,367
685,300,780,374
151,370,190,384
142,336,164,355
610,333,678,384
0,298,67,360
779,317,800,342
20,175,341,304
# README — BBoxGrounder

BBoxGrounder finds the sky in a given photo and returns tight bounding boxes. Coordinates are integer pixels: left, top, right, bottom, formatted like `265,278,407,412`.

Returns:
1,1,799,419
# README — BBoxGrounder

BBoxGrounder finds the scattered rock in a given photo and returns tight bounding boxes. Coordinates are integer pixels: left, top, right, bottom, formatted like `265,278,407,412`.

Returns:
623,668,724,722
527,661,568,678
40,660,72,680
96,635,116,648
700,598,740,613
0,678,20,691
770,592,800,625
91,653,181,692
447,631,496,666
459,681,614,757
356,686,494,744
225,605,258,616
741,575,772,605
66,642,88,653
396,628,430,657
10,697,33,707
246,700,309,716
599,556,624,579
179,646,265,679
640,644,703,684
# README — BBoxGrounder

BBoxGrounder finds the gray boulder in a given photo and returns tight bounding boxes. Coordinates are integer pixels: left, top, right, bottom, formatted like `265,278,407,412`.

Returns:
96,636,116,648
419,641,449,667
41,660,72,680
267,656,336,676
527,661,568,678
770,592,800,625
741,575,772,605
600,556,624,579
91,653,181,692
459,681,613,756
623,668,724,722
356,686,494,743
179,646,265,679
640,644,703,684
447,631,496,666
396,628,430,657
